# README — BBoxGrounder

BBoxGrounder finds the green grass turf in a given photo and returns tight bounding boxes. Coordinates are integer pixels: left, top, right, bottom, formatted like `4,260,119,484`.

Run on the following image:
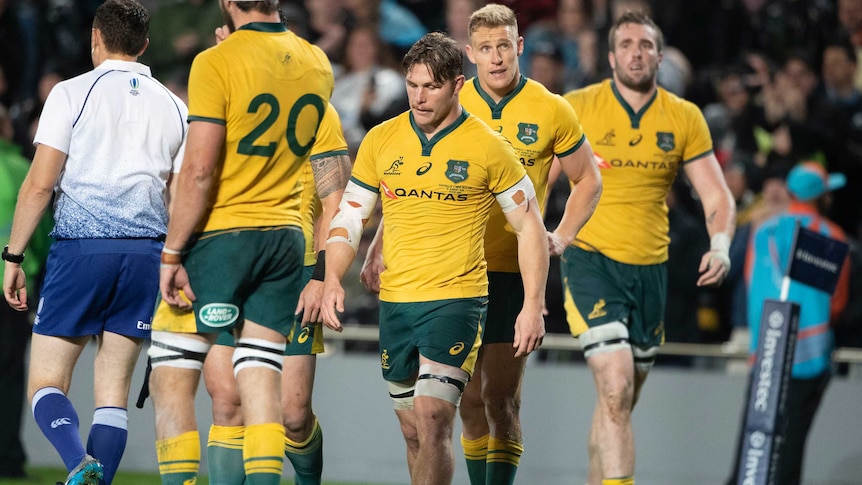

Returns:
0,466,384,485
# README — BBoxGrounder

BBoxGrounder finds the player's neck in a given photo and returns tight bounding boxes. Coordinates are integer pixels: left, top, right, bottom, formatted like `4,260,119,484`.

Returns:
478,75,520,104
415,105,463,140
613,78,657,112
231,10,280,30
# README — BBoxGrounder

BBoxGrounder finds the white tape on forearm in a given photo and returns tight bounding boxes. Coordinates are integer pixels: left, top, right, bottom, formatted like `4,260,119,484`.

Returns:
328,181,376,252
710,233,731,254
709,233,731,271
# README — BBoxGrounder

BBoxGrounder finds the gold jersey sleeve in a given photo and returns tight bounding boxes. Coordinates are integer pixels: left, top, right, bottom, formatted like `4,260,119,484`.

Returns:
187,23,334,233
301,104,349,265
352,110,526,303
460,76,586,272
564,79,713,265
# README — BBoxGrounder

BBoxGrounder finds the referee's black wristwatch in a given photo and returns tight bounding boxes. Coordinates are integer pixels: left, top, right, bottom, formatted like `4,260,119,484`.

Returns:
1,246,24,264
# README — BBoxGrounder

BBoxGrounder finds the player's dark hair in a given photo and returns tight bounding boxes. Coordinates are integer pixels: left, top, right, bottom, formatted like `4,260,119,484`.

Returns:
401,32,463,85
233,0,279,15
608,10,664,53
93,0,150,57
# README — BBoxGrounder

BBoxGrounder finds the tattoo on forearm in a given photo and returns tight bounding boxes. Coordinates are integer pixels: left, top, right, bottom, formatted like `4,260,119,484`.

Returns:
706,210,716,225
312,154,352,198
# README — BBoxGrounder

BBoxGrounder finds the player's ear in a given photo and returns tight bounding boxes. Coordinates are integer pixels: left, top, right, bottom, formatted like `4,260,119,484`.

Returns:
137,38,150,58
465,44,476,65
453,74,466,95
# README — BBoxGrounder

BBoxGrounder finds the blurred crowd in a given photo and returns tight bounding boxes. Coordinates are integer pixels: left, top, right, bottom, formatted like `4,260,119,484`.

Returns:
2,0,862,358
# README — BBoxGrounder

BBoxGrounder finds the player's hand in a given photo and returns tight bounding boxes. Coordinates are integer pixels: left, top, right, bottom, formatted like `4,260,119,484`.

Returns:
320,280,345,333
512,309,545,357
359,250,384,293
697,249,730,287
3,262,28,311
547,231,568,257
295,279,324,326
159,264,196,310
214,24,230,44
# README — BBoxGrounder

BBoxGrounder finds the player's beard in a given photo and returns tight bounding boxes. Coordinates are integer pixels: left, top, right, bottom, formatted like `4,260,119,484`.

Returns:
615,62,657,94
222,6,236,33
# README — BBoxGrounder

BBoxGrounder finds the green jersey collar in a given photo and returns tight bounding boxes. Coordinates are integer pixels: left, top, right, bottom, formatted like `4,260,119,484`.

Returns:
237,22,288,33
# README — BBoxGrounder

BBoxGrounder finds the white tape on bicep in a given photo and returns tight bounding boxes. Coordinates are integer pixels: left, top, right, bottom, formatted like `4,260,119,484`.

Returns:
495,175,537,213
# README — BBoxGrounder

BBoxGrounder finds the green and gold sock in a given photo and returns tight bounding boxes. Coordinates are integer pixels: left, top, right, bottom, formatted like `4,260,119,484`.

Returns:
207,425,245,485
155,430,200,485
284,417,323,485
602,477,634,485
244,422,285,485
461,434,489,485
486,436,523,485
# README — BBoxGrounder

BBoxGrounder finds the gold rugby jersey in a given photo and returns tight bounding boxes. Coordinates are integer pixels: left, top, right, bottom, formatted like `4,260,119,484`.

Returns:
187,22,334,233
461,76,586,272
351,109,526,303
564,79,713,265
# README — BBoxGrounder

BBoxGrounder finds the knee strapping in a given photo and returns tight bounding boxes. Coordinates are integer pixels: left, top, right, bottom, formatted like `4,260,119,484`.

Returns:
388,380,415,410
415,363,468,406
633,346,658,373
232,338,286,376
148,331,211,370
580,322,630,358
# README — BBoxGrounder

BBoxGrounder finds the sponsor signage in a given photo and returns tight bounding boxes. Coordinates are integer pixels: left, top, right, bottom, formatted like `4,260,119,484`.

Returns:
787,225,848,294
736,300,799,485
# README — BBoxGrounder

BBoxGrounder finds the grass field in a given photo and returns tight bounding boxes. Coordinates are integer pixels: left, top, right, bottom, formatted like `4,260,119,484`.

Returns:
0,467,380,485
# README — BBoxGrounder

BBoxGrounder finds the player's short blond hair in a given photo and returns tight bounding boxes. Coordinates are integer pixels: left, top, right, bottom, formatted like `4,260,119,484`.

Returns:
467,3,518,40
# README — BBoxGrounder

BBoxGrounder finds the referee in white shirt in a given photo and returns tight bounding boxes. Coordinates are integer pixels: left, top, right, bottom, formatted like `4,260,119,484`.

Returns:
1,1,187,484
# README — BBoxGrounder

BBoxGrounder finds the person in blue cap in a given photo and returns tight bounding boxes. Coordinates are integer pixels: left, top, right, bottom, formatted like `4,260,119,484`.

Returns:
729,161,852,485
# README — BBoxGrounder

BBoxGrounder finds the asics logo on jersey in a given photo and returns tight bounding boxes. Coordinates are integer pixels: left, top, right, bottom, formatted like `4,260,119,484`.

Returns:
588,299,607,319
416,162,432,176
449,342,465,355
384,157,404,175
297,326,311,344
628,134,642,146
51,417,72,428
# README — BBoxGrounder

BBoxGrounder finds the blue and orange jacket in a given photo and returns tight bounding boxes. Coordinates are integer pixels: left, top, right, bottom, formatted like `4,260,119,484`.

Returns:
744,201,850,378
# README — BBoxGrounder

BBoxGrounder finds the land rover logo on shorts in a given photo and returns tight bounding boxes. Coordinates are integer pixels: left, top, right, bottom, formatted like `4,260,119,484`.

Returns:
517,123,539,145
199,303,239,328
656,132,675,152
446,160,469,183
